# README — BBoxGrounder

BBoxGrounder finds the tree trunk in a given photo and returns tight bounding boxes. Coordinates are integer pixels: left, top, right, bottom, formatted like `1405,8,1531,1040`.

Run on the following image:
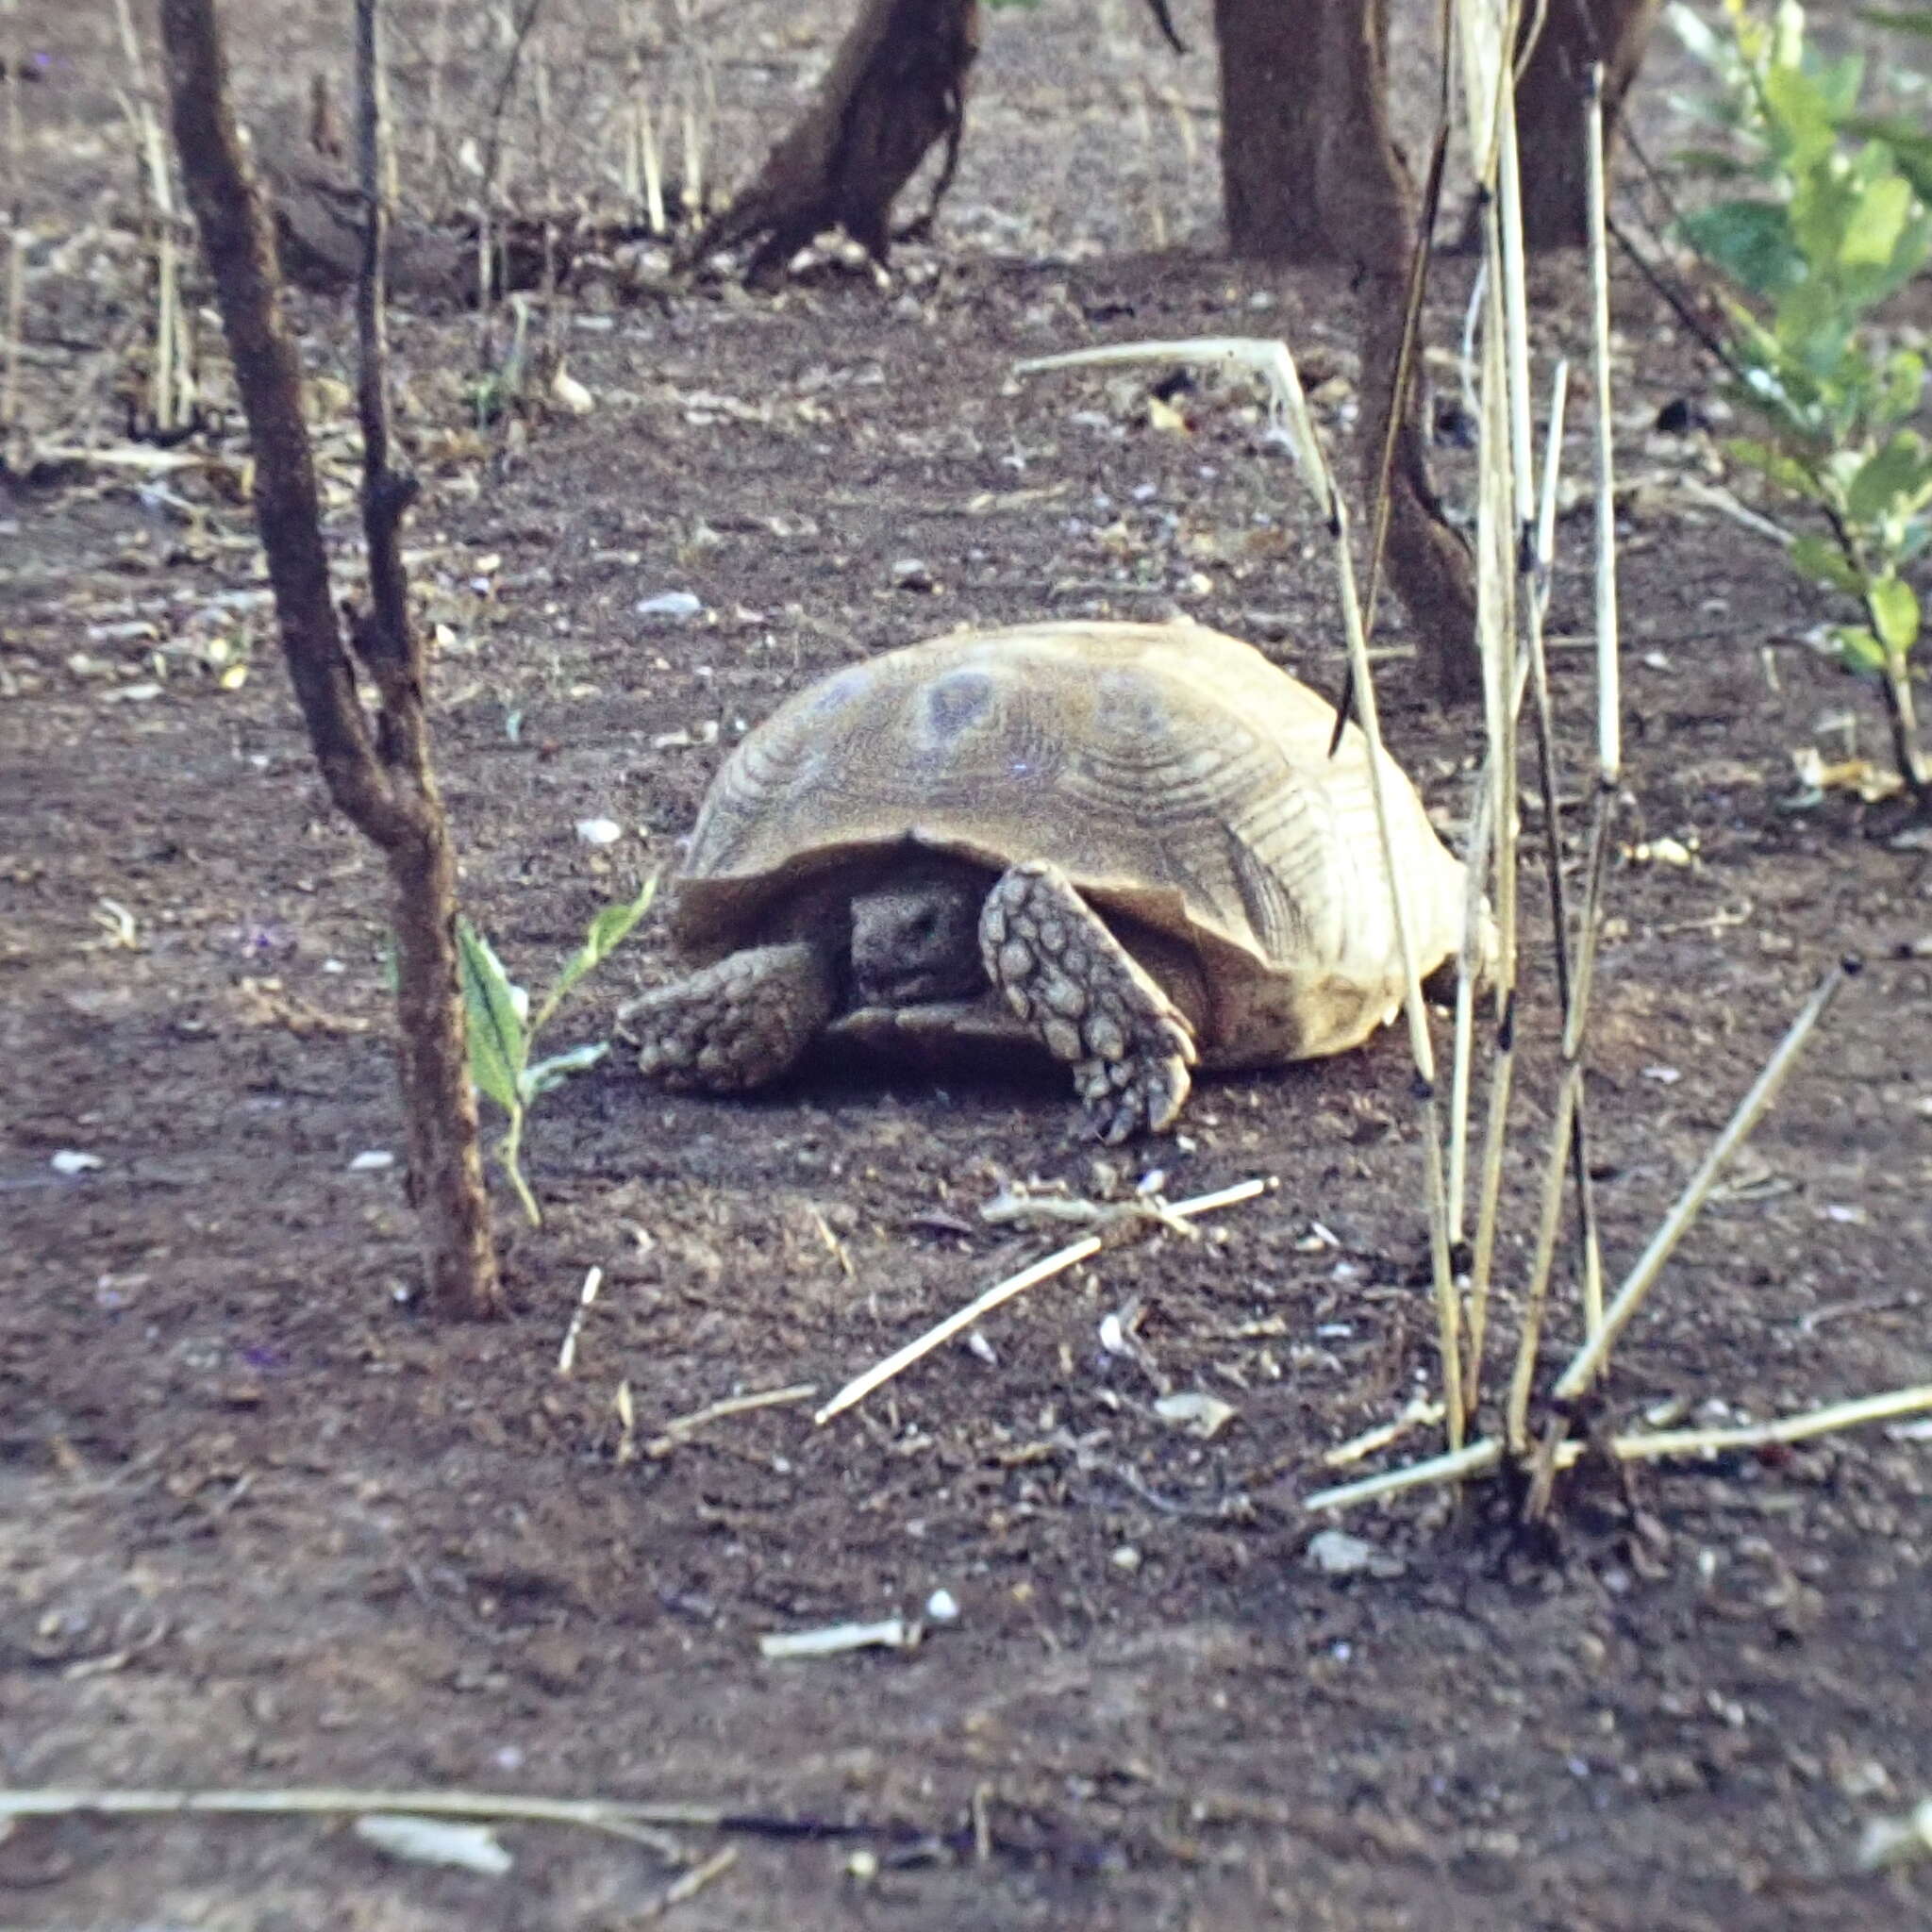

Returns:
1515,0,1659,249
1214,0,1479,698
1212,0,1328,261
159,0,502,1317
680,0,978,280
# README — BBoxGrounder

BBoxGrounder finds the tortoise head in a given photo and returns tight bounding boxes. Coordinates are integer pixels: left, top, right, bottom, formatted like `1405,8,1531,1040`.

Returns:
849,862,987,1007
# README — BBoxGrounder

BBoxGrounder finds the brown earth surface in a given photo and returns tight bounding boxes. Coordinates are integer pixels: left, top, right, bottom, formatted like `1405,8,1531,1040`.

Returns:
3,3,1930,1927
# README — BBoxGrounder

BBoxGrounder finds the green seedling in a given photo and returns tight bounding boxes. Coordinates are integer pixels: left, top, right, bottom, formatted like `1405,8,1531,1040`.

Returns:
458,874,658,1225
1673,0,1932,804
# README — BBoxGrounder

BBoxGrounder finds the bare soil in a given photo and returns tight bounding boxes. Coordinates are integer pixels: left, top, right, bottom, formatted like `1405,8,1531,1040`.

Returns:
3,4,1930,1927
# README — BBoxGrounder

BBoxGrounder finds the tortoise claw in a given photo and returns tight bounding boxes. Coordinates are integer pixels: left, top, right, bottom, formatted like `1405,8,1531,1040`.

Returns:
980,860,1196,1141
623,941,834,1091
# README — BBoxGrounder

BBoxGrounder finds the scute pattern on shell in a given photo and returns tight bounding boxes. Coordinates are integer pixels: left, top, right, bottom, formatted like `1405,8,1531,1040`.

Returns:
668,620,1474,1064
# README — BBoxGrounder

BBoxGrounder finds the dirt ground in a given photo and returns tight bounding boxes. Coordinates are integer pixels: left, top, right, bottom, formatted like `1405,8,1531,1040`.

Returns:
3,2,1931,1927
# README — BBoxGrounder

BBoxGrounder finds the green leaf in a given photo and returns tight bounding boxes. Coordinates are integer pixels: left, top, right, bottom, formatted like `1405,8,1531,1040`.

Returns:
1831,623,1890,674
1848,432,1932,524
1810,51,1867,125
457,917,527,1115
531,873,660,1034
1762,61,1839,170
1870,575,1921,653
1789,530,1863,593
1840,171,1913,266
1846,117,1932,200
1726,436,1818,496
1878,348,1927,424
1679,199,1804,294
521,1041,610,1103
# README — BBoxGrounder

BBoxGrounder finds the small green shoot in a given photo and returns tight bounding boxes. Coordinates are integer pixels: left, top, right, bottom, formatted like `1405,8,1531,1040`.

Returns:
458,875,658,1225
1672,0,1932,805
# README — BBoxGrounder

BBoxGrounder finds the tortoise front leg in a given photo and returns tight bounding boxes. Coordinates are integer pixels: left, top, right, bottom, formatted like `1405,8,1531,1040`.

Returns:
625,941,836,1092
978,861,1198,1142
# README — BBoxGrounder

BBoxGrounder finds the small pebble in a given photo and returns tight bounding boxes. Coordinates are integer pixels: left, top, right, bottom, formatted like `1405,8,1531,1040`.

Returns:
636,591,703,619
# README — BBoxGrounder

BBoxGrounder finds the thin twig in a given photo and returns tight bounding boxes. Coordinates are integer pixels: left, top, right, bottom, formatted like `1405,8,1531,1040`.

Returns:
1305,1381,1932,1513
555,1263,604,1374
637,1845,740,1919
1,0,25,468
1023,335,1468,1453
1615,1385,1932,1460
1553,959,1857,1406
814,1178,1271,1426
1321,1396,1446,1470
649,1381,818,1454
0,1784,928,1845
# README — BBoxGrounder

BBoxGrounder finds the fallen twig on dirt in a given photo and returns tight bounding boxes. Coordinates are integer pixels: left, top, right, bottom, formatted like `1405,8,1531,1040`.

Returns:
0,1783,936,1846
1321,1397,1445,1470
1306,1384,1932,1513
648,1381,819,1457
554,1263,603,1374
814,1177,1272,1426
637,1845,740,1918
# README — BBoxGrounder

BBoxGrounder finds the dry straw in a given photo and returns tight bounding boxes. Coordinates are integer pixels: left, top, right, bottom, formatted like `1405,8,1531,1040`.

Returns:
815,1176,1270,1425
1018,335,1470,1450
1010,30,1892,1516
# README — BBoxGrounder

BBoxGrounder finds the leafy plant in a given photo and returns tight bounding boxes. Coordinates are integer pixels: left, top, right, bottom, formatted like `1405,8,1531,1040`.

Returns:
1672,0,1932,804
458,875,658,1225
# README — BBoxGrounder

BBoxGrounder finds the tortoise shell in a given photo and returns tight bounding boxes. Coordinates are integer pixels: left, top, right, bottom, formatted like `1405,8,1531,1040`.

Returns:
667,620,1474,1064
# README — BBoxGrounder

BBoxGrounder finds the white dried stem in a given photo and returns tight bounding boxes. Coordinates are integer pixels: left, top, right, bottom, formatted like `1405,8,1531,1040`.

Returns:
0,1785,731,1835
1,0,25,467
554,1263,604,1375
649,1381,819,1454
1017,336,1467,1446
113,0,191,432
814,1176,1269,1427
1461,288,1522,1405
1307,1380,1932,1514
1585,62,1621,787
1554,959,1855,1404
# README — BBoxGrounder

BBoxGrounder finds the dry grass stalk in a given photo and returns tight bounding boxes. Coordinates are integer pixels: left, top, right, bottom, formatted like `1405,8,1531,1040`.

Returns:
422,0,455,189
1585,65,1623,794
648,1381,819,1455
1503,361,1615,1445
112,0,193,434
672,0,713,222
1321,1396,1446,1470
1322,956,1857,1515
1553,959,1856,1408
1017,335,1467,1448
1021,334,1470,1447
1,0,25,470
1505,70,1628,1445
554,1263,604,1374
815,1176,1269,1427
620,0,668,234
474,0,549,360
1305,1382,1932,1514
1459,274,1522,1406
638,1846,740,1919
0,1784,736,1837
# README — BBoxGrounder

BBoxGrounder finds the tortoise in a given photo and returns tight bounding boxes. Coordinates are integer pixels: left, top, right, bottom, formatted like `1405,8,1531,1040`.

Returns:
622,620,1475,1142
